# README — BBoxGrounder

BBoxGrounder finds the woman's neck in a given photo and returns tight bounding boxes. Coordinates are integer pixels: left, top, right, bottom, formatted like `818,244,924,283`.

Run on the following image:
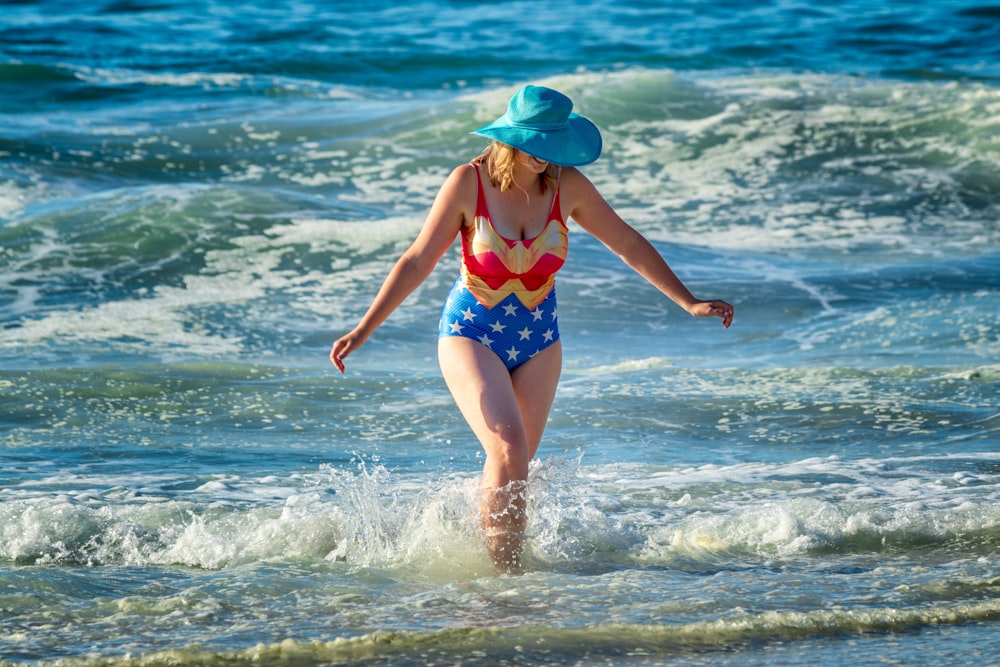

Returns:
510,165,544,194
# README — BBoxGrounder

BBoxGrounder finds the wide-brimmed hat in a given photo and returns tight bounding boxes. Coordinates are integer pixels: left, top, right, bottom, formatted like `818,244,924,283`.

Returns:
471,85,602,166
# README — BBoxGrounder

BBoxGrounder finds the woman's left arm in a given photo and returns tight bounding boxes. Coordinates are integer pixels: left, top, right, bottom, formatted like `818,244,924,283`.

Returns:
562,168,734,328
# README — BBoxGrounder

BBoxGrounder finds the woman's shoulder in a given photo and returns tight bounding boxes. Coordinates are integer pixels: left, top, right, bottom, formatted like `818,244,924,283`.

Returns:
446,162,480,200
556,166,601,209
425,162,479,227
434,162,477,194
557,166,590,186
443,162,478,188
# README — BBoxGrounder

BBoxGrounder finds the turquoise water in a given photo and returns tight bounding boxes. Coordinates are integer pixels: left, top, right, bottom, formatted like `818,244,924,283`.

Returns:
2,1,999,665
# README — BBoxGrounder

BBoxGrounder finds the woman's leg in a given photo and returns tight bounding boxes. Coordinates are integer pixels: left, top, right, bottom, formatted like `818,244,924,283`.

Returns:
510,340,562,460
438,337,562,570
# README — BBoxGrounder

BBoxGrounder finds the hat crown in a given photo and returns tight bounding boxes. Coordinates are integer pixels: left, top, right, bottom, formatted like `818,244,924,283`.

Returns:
505,85,572,131
471,84,601,166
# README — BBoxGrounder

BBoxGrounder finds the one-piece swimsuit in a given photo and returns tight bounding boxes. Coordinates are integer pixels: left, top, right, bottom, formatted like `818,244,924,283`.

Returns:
438,162,568,371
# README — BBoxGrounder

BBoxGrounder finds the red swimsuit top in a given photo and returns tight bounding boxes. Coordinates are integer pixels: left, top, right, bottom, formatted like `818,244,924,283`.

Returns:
459,162,568,309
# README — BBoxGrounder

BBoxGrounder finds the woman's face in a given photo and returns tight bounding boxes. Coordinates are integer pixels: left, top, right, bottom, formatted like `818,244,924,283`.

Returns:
514,149,550,173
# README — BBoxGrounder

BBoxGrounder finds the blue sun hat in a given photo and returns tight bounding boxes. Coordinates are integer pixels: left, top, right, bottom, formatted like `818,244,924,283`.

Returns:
471,85,602,166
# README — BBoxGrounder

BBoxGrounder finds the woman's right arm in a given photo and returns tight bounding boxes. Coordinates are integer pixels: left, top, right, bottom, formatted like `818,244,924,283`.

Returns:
330,164,475,373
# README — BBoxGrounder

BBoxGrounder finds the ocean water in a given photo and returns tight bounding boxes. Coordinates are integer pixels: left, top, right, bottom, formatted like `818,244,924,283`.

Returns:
1,1,999,665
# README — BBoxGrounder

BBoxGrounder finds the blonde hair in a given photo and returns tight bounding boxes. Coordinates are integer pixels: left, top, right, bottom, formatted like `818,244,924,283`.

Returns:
475,142,557,196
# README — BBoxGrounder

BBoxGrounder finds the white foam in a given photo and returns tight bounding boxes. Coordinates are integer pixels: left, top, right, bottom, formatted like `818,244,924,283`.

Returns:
75,67,251,90
3,449,1000,573
0,180,29,220
560,69,1000,257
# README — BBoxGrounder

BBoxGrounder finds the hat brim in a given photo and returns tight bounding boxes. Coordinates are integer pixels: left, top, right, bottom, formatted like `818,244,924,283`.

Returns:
471,113,602,167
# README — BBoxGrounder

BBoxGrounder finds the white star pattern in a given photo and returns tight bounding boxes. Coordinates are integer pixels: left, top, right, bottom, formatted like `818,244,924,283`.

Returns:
439,280,561,371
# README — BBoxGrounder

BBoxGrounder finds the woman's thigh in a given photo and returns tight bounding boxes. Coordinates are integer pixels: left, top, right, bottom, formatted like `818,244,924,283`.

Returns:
438,337,562,471
438,336,526,453
511,340,562,459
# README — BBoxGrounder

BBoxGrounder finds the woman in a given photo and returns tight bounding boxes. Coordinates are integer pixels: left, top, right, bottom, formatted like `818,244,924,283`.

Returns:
331,85,734,571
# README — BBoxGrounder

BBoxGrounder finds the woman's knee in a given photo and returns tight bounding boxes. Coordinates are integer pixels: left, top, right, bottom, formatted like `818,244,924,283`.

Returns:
500,438,531,471
484,437,530,480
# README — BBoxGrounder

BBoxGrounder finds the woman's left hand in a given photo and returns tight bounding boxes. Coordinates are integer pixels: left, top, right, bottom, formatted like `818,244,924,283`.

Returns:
690,300,734,328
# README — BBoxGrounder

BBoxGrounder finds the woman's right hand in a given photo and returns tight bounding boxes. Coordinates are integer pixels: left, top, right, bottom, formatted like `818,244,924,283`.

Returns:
688,299,735,328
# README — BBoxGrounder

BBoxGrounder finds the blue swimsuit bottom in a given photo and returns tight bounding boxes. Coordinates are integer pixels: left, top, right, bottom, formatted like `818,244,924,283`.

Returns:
438,277,560,371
